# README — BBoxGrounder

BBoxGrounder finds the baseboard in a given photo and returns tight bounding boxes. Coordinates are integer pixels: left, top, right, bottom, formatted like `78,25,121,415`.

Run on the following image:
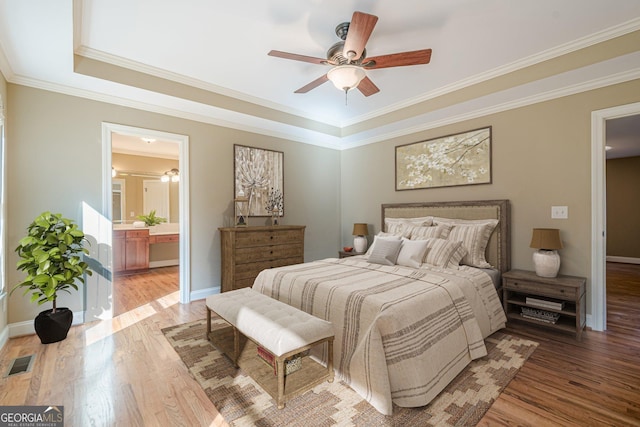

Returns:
8,310,85,339
149,259,179,268
190,286,219,301
0,325,8,352
606,256,640,264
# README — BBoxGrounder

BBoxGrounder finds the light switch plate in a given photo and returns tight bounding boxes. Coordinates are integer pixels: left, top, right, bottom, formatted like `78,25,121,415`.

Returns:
551,206,568,219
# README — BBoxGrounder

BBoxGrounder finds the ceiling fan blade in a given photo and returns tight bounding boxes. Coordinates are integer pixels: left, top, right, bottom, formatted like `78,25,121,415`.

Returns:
357,76,380,97
343,11,378,61
268,50,328,65
363,49,432,69
294,74,329,93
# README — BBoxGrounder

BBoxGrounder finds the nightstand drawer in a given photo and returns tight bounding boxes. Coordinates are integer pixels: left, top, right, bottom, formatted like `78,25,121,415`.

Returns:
504,279,577,300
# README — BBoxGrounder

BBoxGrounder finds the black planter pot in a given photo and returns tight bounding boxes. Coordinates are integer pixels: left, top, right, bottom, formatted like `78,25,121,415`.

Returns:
34,308,73,344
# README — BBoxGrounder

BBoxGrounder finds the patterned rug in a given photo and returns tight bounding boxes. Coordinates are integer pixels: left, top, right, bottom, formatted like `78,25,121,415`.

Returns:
162,318,537,427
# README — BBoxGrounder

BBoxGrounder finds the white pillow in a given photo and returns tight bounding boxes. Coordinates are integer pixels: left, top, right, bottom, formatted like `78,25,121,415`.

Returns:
366,232,401,255
422,238,468,269
368,238,403,266
396,238,430,268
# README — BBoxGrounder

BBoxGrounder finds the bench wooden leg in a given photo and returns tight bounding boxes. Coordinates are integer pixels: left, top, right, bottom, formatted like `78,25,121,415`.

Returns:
232,326,240,368
276,356,286,409
327,338,334,383
206,308,212,340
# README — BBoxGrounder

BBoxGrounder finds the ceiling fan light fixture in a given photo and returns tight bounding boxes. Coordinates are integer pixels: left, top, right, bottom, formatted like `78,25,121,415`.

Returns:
327,65,366,92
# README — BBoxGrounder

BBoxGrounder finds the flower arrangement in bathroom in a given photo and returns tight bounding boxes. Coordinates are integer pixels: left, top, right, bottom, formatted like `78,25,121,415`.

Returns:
264,188,283,225
137,209,167,227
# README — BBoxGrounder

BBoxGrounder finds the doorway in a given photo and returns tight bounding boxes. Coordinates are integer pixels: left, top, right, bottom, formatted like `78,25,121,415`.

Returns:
591,102,640,331
96,123,190,320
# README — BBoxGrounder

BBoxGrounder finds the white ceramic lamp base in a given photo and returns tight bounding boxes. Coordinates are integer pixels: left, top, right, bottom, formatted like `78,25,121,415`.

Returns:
533,249,561,278
353,236,368,253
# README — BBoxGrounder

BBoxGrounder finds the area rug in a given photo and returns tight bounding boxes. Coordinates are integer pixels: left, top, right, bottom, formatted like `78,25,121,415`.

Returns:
162,318,537,427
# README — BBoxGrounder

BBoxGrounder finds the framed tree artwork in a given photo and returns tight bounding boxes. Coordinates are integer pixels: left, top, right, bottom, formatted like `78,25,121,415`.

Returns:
395,126,492,190
234,144,284,217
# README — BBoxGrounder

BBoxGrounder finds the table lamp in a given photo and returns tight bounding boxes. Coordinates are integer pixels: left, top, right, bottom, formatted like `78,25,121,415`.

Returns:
530,228,563,277
352,223,369,253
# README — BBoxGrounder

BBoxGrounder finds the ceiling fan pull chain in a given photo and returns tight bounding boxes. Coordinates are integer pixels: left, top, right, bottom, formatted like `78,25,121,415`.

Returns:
344,89,348,106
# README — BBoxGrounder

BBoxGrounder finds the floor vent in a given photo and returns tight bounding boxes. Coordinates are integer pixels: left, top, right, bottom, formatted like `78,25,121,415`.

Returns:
5,354,35,377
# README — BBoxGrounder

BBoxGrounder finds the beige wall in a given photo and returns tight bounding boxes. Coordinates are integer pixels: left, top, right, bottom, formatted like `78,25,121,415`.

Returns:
0,70,7,336
5,77,640,326
6,84,341,324
112,153,180,222
606,156,640,258
340,78,640,315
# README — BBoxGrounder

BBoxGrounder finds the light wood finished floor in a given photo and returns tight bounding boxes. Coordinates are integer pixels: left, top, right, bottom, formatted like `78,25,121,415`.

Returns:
1,263,638,426
113,266,180,316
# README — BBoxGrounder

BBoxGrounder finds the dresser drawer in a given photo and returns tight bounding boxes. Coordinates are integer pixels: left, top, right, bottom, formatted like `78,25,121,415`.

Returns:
504,279,577,300
236,244,303,263
235,229,303,247
234,257,304,290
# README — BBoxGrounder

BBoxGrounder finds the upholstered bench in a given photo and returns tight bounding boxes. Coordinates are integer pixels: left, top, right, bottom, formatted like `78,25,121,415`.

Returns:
205,288,335,409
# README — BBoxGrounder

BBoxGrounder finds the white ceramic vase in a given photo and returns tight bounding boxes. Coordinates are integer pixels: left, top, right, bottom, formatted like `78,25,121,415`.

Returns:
533,249,560,278
354,235,368,253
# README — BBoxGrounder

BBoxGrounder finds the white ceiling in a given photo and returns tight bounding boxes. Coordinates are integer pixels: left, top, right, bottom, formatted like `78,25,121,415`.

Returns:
1,1,640,151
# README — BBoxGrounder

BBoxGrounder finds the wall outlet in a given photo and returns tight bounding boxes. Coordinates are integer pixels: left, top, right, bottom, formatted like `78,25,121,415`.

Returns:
130,211,135,217
551,206,568,219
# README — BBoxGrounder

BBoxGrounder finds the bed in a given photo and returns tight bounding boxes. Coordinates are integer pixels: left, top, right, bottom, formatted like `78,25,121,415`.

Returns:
252,199,510,415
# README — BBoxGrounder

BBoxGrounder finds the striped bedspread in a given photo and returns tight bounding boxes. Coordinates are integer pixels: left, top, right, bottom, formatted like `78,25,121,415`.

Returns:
252,257,506,415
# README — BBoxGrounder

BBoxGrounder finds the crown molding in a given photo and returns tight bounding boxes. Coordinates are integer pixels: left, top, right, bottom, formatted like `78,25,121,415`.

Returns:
74,45,343,129
340,17,640,127
339,67,640,150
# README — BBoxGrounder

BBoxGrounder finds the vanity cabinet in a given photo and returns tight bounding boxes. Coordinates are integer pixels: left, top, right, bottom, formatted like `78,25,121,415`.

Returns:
113,229,150,273
219,225,305,292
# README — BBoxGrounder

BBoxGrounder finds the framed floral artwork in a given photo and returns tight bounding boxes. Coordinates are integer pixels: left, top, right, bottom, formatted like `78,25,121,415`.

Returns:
234,144,284,216
395,126,492,190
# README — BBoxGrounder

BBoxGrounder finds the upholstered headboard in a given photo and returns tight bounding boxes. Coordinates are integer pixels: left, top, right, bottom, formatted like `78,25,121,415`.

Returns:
381,199,511,273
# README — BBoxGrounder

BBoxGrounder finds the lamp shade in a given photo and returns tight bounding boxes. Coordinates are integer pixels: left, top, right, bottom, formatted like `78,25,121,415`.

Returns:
530,228,563,250
352,223,369,236
327,65,366,92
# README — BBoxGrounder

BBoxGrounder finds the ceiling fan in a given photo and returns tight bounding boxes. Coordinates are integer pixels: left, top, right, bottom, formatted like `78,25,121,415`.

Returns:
268,11,432,97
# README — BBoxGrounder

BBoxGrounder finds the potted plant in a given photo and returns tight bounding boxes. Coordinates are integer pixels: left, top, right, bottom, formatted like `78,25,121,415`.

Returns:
11,211,93,344
136,209,167,227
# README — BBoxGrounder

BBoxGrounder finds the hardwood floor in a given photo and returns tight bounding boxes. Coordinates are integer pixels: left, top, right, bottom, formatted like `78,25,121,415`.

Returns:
480,262,640,426
0,263,638,426
113,266,180,316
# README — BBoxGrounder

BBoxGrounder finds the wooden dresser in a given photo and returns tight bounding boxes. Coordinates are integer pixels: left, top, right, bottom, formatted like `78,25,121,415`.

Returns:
219,225,305,292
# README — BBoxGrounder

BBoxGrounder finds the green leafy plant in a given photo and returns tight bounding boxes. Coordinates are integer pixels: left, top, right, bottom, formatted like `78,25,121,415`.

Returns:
11,211,93,313
137,209,167,226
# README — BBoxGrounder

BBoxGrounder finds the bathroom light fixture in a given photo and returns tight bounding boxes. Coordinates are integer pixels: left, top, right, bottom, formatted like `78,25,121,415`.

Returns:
161,168,180,183
111,167,117,178
141,137,156,144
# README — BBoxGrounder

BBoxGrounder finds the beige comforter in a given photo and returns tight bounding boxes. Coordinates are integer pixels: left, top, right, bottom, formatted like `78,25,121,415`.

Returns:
252,257,506,415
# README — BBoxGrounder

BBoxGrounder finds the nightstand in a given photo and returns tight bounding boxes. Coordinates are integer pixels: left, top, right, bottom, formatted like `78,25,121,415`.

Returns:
339,250,364,258
502,269,586,340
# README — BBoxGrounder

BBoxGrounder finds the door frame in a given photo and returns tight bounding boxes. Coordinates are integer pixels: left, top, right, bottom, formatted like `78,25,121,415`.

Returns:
102,122,191,306
590,101,640,331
